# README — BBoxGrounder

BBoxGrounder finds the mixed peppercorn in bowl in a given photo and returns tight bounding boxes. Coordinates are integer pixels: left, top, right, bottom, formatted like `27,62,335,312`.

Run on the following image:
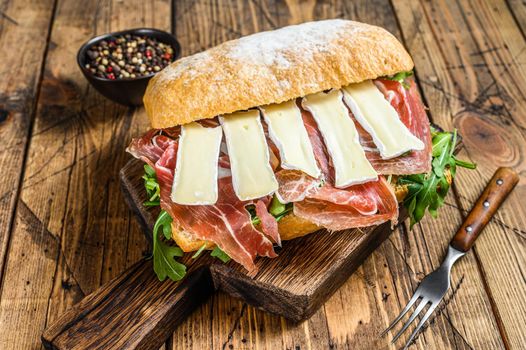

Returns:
77,28,180,106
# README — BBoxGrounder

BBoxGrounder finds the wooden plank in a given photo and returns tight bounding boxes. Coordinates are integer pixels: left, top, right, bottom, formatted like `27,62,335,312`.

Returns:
1,1,520,350
507,1,526,39
42,258,214,350
0,0,170,348
0,0,55,280
391,0,526,348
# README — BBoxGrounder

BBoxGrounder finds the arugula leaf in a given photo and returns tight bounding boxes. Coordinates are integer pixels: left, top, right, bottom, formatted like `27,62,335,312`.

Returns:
274,205,293,221
245,196,293,226
152,210,186,281
245,205,261,225
431,133,451,157
268,196,293,221
192,243,207,259
453,156,477,169
386,71,413,89
211,246,231,263
154,210,173,240
142,167,187,281
399,129,476,228
142,164,160,206
269,196,286,216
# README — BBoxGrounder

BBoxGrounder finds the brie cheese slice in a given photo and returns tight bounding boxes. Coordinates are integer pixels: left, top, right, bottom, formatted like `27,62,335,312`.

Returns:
342,80,424,159
220,110,278,201
260,100,320,178
171,122,223,205
302,90,377,188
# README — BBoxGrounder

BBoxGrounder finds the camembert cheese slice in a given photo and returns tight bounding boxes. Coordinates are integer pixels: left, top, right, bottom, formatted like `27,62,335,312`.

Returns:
302,90,377,188
342,80,424,159
260,101,320,178
171,122,223,205
220,110,278,201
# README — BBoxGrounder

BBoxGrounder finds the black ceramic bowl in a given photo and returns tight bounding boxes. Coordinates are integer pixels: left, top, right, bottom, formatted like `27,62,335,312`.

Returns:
77,28,181,106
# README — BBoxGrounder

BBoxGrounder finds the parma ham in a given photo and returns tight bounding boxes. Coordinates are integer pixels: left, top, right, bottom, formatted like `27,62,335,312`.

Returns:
285,106,399,228
364,79,432,174
127,131,177,167
274,79,429,229
293,177,398,231
130,130,278,273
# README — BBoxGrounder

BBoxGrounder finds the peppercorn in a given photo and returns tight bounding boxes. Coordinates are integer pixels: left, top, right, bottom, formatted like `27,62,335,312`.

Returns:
84,34,176,80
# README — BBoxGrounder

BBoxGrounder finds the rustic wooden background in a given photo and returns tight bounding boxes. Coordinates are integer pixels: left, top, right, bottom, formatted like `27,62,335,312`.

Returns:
0,0,524,349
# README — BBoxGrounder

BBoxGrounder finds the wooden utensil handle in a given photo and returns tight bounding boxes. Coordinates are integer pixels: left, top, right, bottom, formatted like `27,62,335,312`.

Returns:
42,258,213,350
451,167,519,252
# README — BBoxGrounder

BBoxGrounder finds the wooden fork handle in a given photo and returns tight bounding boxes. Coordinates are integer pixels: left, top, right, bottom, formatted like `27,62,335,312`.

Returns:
451,167,519,252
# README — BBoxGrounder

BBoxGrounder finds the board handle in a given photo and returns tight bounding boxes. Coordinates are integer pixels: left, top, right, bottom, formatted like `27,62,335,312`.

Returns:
451,167,519,252
42,258,213,350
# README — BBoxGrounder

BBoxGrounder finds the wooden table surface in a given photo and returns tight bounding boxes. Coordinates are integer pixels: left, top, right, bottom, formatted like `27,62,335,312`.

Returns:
0,0,525,349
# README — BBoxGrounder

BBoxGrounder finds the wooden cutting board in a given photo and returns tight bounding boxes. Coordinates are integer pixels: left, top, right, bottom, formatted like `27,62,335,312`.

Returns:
41,158,405,350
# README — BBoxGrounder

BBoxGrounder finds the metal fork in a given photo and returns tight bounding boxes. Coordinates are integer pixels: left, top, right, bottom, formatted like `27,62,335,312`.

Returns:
382,167,519,349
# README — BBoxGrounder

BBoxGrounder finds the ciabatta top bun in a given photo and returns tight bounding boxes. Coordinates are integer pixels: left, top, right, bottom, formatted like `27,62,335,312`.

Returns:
143,20,413,128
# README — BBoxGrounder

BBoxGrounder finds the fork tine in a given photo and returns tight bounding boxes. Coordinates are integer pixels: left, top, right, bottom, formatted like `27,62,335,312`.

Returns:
380,292,421,337
391,298,429,344
401,302,439,350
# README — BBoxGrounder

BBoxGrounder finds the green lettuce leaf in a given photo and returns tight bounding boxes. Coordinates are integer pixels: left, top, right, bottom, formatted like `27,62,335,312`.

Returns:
142,164,160,207
211,246,231,263
152,210,186,281
400,129,476,228
385,71,413,89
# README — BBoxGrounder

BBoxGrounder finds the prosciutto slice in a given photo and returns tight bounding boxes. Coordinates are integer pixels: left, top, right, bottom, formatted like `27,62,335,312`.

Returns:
276,79,430,219
362,79,432,174
275,170,321,203
255,200,281,246
293,177,398,231
127,130,177,167
129,130,278,273
290,106,398,228
307,185,378,215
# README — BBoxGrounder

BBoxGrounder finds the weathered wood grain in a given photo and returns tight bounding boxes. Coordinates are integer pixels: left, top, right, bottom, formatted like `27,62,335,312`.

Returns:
1,0,524,349
168,1,508,349
0,0,55,281
0,0,170,349
392,0,526,348
42,258,214,350
507,0,526,37
43,157,404,349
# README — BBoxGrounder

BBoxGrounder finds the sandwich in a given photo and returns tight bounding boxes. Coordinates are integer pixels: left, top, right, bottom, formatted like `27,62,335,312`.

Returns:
127,19,474,281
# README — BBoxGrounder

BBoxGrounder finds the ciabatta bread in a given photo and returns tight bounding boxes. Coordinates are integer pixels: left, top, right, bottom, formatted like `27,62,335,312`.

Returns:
144,19,413,128
143,19,422,252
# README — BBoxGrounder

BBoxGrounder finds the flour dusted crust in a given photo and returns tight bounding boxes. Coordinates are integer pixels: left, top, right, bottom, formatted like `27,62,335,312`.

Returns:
144,19,414,128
